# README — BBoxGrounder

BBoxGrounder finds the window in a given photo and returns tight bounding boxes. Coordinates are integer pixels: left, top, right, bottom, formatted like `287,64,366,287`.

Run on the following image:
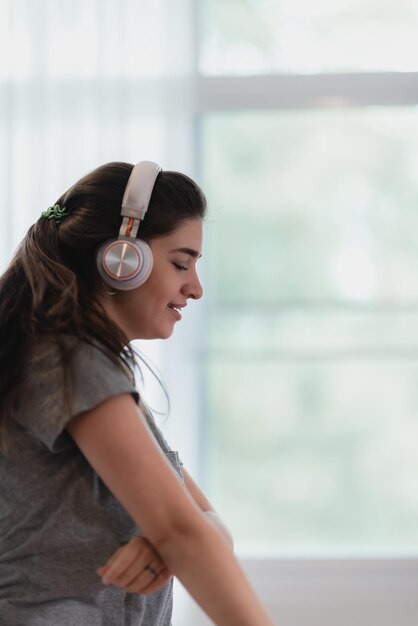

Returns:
202,107,418,552
190,2,418,623
200,0,418,75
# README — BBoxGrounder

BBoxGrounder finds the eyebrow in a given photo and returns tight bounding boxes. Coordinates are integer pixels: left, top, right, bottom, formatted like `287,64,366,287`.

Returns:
170,247,202,259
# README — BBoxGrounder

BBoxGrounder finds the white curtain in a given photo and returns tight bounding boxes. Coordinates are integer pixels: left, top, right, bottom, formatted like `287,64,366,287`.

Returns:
0,4,205,623
0,0,197,268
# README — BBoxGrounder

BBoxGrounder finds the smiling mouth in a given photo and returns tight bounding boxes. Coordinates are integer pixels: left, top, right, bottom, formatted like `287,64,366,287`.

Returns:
168,304,183,320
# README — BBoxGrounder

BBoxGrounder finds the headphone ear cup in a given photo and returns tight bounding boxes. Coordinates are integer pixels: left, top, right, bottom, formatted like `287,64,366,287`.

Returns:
96,238,153,291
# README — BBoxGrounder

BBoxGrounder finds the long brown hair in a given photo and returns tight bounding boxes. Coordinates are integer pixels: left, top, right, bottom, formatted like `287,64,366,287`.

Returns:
0,162,207,452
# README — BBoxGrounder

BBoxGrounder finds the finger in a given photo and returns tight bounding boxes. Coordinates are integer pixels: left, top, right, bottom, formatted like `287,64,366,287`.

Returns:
105,542,164,587
101,547,143,585
110,557,165,589
141,569,173,595
124,568,172,594
121,561,165,592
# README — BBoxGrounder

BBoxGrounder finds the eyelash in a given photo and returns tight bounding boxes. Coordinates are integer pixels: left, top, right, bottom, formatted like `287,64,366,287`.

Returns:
173,263,187,271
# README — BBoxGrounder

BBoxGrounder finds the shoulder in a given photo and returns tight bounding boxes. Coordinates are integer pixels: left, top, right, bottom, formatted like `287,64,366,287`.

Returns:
24,334,136,389
15,335,139,452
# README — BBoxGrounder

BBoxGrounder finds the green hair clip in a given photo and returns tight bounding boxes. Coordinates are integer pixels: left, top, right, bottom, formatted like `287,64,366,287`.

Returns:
41,204,69,223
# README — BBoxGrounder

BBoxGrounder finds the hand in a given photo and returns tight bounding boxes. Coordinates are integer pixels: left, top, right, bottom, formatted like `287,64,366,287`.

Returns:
97,535,172,595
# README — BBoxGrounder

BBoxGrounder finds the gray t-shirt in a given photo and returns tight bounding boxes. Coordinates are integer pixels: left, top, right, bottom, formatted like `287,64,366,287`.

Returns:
0,338,182,625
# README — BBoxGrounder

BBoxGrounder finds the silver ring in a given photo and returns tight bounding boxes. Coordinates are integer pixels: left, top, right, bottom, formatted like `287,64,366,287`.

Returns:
144,564,159,581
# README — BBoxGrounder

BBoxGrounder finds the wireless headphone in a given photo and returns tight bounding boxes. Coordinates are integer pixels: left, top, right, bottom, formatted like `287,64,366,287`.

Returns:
96,161,161,291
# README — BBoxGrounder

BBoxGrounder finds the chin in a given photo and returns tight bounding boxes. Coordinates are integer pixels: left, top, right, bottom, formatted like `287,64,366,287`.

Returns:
141,326,175,340
158,326,175,340
135,320,176,341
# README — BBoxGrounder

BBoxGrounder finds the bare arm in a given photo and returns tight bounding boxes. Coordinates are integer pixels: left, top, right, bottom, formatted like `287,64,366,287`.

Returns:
182,467,233,548
67,394,273,626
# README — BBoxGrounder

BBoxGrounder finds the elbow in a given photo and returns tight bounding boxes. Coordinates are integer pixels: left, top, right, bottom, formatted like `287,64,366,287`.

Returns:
149,506,215,562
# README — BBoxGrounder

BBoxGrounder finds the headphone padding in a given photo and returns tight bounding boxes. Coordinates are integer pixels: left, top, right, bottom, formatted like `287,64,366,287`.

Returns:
96,238,153,291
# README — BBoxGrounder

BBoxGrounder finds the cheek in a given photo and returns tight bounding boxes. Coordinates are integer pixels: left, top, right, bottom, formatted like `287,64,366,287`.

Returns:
130,266,173,317
136,282,167,315
147,273,173,301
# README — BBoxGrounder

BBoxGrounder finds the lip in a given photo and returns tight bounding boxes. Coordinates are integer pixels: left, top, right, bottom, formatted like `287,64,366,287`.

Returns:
168,305,182,321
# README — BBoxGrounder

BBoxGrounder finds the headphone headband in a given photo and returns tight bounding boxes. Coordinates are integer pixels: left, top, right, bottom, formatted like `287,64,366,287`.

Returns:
121,161,162,221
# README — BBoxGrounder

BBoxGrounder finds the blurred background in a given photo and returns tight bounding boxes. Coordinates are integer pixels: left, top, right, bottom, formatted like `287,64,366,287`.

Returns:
1,1,418,624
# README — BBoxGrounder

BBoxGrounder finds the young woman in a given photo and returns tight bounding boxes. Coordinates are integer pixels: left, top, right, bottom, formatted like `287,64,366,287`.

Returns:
0,161,274,625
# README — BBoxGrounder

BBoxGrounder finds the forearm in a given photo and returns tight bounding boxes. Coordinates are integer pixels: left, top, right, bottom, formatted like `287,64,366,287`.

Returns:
68,399,271,625
155,512,274,626
182,468,234,548
204,510,234,549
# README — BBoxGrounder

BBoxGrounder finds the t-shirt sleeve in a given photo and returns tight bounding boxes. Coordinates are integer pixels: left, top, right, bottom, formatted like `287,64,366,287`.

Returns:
15,339,139,453
139,399,184,469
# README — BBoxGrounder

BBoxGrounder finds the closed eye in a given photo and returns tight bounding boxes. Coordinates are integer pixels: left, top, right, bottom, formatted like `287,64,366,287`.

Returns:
173,262,187,271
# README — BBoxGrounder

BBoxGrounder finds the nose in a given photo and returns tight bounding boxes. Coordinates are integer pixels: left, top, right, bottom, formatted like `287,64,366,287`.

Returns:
182,270,203,300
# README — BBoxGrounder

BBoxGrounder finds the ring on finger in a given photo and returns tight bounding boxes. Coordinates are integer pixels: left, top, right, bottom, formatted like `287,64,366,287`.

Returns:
144,563,160,581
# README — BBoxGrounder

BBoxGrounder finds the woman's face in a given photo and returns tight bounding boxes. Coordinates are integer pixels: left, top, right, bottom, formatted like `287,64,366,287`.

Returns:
102,218,203,340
